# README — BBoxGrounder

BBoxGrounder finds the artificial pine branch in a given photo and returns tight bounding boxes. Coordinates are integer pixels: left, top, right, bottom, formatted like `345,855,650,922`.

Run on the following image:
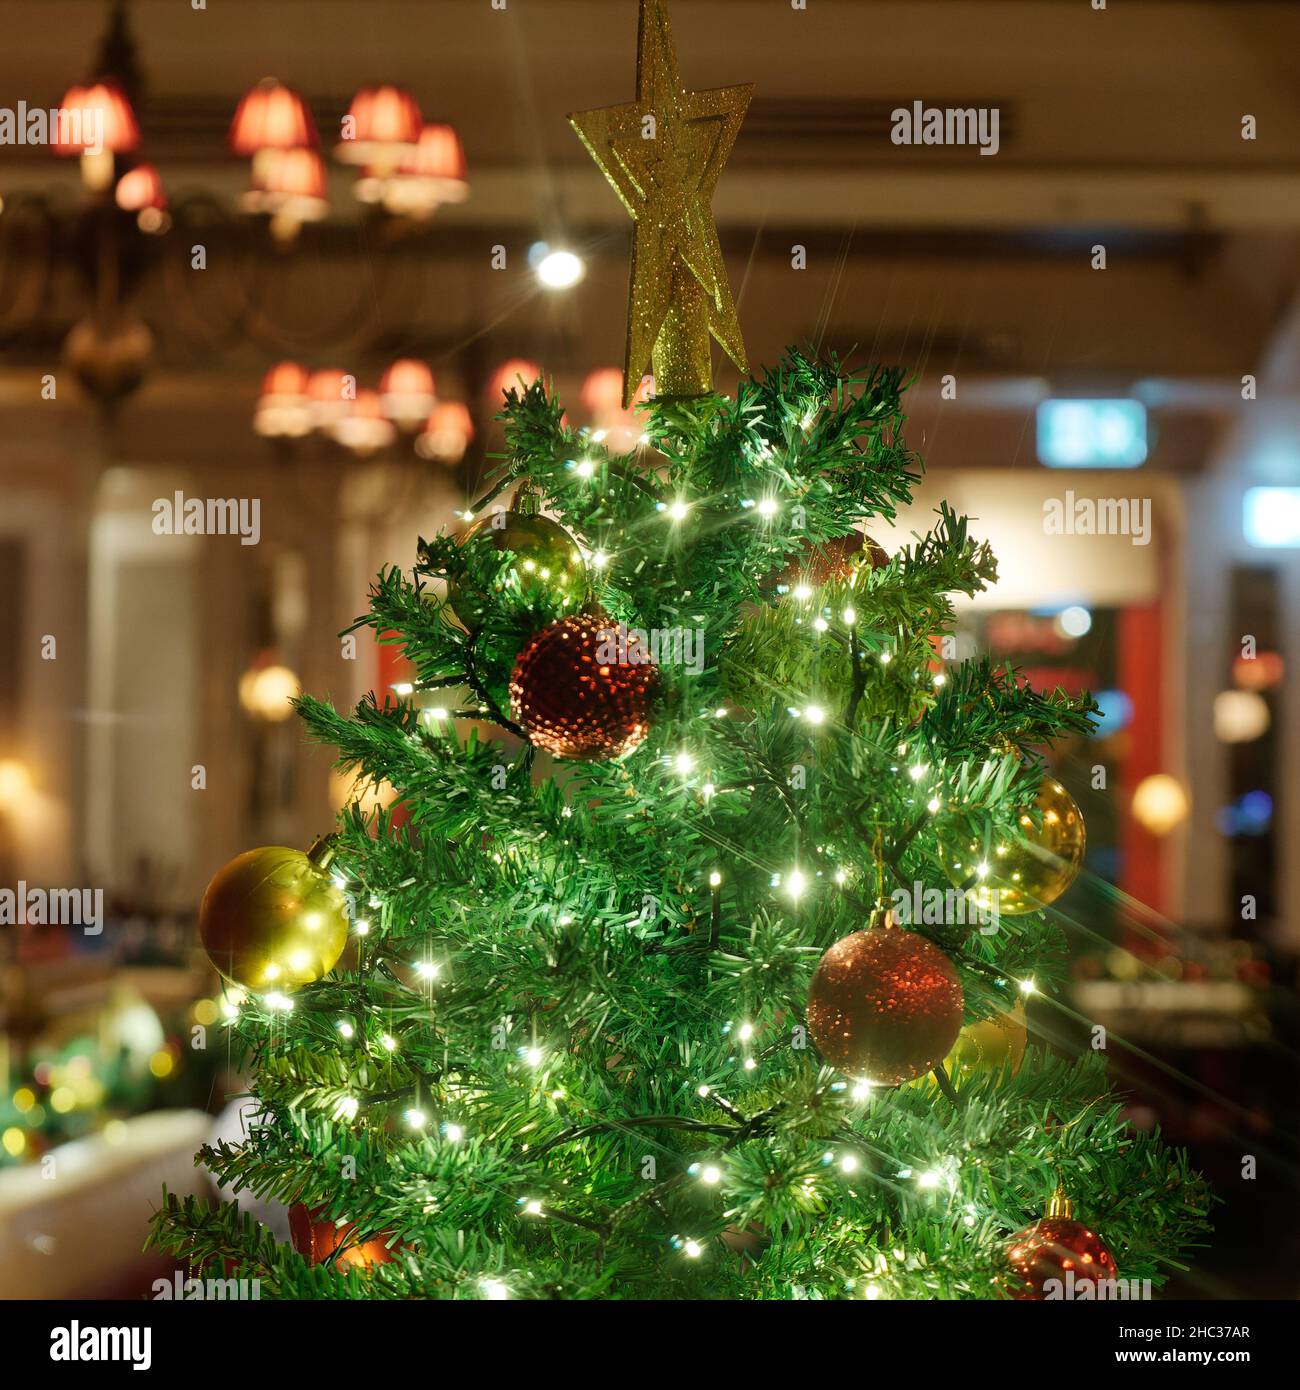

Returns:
165,351,1211,1299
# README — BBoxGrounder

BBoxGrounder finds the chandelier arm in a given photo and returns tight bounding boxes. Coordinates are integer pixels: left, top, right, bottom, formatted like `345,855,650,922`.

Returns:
232,228,397,358
156,194,266,356
0,193,58,338
157,194,384,361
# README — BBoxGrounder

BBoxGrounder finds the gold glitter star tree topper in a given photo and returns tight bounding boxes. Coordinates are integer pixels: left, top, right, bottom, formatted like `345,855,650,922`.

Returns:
569,0,752,407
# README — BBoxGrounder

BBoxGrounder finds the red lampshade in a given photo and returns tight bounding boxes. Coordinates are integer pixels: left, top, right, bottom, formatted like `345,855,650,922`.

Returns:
260,361,310,402
379,359,436,428
331,388,396,454
433,401,473,439
261,147,327,200
489,359,542,402
581,367,625,417
114,163,166,212
307,368,353,427
581,367,650,448
53,84,88,152
336,86,422,165
378,122,470,217
229,79,317,154
240,148,329,223
54,81,140,154
254,362,313,440
416,401,475,465
403,124,466,182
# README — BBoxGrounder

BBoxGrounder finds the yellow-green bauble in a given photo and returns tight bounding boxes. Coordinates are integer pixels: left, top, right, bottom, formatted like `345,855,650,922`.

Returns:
447,513,586,632
946,1001,1028,1076
199,845,349,992
941,778,1085,916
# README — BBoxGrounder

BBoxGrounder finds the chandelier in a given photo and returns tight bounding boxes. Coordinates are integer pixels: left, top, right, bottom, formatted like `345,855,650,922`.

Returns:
0,2,471,415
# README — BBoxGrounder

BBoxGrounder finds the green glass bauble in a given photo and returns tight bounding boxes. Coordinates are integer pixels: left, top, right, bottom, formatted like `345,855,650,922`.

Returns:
446,513,586,632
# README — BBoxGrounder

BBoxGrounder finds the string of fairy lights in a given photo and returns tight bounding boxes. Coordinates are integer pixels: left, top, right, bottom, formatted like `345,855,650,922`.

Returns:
207,561,1056,1297
216,935,1025,1300
191,368,1103,1292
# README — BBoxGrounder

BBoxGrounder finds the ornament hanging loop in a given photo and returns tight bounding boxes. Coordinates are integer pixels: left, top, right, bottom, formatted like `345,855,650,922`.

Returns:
869,825,893,928
1047,1182,1074,1220
512,482,542,516
307,833,340,871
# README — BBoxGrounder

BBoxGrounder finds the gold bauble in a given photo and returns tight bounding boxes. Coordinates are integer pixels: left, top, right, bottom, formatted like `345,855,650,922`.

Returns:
941,778,1085,916
199,844,349,992
446,513,586,632
947,1001,1028,1076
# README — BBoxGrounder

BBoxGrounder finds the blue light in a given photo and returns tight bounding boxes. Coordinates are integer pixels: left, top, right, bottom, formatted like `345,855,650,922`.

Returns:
1216,790,1274,837
1240,790,1273,828
1091,689,1133,735
1244,487,1300,548
1037,399,1147,469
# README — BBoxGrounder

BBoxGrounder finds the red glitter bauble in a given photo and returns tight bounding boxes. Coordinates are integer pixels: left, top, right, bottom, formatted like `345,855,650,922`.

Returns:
766,532,888,595
509,613,659,761
1006,1215,1118,1299
289,1203,403,1271
806,926,964,1085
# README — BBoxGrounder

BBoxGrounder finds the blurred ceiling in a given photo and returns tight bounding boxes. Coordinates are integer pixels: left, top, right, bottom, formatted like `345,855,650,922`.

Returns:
2,0,1300,470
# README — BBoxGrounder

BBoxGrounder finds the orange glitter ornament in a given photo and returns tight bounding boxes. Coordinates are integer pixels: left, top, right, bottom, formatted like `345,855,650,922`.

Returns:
807,921,963,1085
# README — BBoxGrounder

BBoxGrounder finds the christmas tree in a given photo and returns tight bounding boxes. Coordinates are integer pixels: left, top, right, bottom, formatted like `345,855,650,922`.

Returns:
151,0,1213,1300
